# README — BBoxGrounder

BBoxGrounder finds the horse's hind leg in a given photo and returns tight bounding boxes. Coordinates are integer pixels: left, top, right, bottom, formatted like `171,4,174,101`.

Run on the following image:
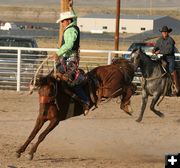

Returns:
136,90,148,122
27,118,59,160
16,116,45,158
120,85,134,115
150,94,164,118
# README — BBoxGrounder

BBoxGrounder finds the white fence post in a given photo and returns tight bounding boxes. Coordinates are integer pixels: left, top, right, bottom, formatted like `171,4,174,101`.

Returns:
108,51,112,65
17,49,21,92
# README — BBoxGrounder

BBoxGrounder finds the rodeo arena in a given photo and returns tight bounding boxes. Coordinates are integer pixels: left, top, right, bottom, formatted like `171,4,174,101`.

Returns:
0,0,180,168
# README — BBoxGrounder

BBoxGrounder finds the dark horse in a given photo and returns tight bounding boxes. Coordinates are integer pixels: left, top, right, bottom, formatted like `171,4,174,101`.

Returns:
16,59,135,160
130,48,176,122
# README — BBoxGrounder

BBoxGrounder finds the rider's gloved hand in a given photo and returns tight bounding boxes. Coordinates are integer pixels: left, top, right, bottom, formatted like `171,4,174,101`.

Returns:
152,49,160,55
49,53,59,61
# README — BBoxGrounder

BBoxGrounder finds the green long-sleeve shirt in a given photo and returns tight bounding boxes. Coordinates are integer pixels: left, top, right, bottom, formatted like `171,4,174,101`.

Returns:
56,18,79,58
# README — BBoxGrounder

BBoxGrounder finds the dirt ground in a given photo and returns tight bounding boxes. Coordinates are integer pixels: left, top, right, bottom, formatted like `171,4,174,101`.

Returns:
0,90,180,168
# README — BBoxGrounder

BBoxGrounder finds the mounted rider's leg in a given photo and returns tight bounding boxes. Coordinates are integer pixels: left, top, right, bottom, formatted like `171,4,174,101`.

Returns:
171,70,179,94
57,57,90,115
66,57,90,115
73,85,90,116
167,55,180,95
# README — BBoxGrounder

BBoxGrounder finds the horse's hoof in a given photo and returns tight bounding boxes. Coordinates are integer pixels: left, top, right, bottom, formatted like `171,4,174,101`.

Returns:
126,111,133,116
121,105,133,116
158,112,164,118
16,152,21,158
26,153,34,160
160,113,165,118
136,118,142,123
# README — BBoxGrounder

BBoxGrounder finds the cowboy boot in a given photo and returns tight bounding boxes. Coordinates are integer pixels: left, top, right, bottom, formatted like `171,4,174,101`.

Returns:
171,71,180,95
78,99,90,116
83,102,90,116
70,93,90,116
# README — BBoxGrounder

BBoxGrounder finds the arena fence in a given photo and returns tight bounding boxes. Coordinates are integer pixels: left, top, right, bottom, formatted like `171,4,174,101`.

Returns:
0,46,180,92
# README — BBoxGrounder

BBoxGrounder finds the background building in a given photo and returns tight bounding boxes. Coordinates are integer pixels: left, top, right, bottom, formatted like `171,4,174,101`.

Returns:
78,14,180,34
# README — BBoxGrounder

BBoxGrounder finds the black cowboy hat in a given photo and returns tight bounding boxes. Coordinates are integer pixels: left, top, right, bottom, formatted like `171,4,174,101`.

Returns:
159,26,172,33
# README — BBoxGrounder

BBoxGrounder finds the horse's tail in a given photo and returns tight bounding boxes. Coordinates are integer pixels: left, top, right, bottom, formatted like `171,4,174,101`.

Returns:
87,77,98,109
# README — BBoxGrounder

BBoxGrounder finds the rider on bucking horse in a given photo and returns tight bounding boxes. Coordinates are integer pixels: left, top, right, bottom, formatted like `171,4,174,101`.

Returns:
50,0,90,115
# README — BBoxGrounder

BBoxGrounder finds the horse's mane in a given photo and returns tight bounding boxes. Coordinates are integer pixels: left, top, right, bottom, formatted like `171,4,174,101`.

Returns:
36,75,56,87
137,49,159,64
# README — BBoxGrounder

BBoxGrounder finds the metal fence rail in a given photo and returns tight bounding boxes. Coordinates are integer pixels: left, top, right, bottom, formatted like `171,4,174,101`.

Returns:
0,46,180,92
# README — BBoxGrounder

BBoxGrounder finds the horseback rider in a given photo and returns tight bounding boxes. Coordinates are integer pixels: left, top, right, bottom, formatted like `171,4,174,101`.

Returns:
152,25,179,95
50,1,90,115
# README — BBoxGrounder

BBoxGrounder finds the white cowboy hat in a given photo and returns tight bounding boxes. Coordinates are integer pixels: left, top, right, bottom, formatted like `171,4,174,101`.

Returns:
56,11,77,23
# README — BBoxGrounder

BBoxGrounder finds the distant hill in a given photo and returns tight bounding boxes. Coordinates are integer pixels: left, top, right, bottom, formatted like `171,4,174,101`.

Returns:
1,0,180,8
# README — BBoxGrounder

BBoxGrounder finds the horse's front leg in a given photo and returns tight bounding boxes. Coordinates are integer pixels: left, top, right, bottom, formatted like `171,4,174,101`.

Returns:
16,115,46,158
150,93,164,118
27,118,60,160
136,90,148,122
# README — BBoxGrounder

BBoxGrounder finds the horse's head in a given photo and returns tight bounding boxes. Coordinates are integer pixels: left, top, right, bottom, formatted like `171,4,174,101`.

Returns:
29,75,57,102
37,76,57,100
130,48,142,70
37,76,59,118
29,73,56,95
30,76,58,118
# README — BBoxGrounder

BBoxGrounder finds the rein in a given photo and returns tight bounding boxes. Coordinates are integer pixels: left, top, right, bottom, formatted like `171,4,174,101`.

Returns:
144,63,168,81
144,72,167,81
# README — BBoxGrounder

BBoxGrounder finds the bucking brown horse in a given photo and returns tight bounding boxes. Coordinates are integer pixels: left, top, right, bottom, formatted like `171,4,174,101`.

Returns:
16,58,136,160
